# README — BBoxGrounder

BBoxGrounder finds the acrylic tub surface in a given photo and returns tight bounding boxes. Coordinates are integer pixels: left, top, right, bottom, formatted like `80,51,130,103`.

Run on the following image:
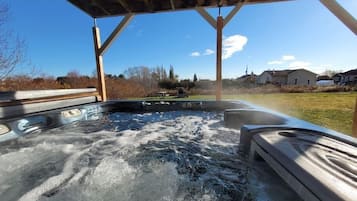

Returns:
250,129,357,201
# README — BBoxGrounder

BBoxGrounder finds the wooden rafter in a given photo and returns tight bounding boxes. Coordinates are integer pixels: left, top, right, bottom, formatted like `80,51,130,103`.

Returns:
99,14,134,56
196,7,217,29
92,0,111,15
69,0,292,18
117,0,131,13
170,0,176,10
143,0,154,13
224,2,244,26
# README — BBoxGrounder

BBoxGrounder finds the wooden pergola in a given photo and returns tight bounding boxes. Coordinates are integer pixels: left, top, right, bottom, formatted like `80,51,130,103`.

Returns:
68,0,296,103
68,0,356,102
68,0,356,131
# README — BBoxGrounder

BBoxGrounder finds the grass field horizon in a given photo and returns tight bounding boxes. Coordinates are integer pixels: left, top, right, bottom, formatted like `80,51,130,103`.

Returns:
142,92,356,136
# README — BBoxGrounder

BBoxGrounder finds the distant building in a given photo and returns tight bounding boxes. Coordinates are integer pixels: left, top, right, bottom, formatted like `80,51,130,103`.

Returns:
316,75,334,86
316,80,335,86
256,69,317,86
237,73,257,84
236,73,257,88
317,75,332,81
337,69,357,85
332,73,343,84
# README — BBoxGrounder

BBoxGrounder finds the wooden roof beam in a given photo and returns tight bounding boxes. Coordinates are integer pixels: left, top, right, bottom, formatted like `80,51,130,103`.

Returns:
99,14,134,56
195,0,206,7
170,0,176,10
196,7,217,29
68,0,293,18
224,2,244,27
92,0,111,15
320,0,357,35
196,2,245,29
144,0,154,13
117,0,132,13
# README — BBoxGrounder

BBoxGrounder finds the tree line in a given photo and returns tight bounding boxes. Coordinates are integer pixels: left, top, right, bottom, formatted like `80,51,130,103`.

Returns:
120,65,197,91
0,65,199,99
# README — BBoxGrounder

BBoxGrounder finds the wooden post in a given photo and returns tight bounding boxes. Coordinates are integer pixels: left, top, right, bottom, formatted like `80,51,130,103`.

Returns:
196,4,245,102
92,26,107,101
353,97,357,137
216,16,223,101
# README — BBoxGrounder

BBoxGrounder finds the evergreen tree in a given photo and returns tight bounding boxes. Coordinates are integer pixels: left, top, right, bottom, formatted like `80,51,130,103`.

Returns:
169,65,175,80
193,73,198,82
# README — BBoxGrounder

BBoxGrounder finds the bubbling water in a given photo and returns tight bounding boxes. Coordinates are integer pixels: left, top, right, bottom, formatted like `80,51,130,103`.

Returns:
0,111,300,201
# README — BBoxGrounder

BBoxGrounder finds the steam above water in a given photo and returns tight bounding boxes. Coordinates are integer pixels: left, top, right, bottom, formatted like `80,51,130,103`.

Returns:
0,111,299,201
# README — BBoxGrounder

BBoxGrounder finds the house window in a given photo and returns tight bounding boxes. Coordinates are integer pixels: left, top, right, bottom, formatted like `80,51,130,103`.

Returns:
294,78,297,85
307,80,310,85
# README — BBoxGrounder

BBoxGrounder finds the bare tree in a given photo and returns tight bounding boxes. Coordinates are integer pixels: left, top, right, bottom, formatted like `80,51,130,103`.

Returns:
67,70,80,78
321,69,343,77
124,66,163,91
0,2,25,79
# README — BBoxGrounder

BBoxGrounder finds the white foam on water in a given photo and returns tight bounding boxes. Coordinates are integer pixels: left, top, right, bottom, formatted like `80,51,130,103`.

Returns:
38,158,215,201
18,146,89,201
0,111,300,201
0,140,81,201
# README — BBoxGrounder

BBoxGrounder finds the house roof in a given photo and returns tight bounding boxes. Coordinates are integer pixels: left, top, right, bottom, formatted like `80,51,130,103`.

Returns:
238,74,257,79
342,69,357,76
261,69,317,78
265,70,293,77
68,0,292,18
317,75,332,81
332,73,343,78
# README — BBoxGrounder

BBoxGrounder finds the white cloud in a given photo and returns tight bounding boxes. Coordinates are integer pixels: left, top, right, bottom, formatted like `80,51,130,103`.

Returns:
288,61,311,68
267,55,296,65
203,49,214,55
190,52,200,57
222,35,248,60
267,60,284,65
190,49,214,57
282,55,295,61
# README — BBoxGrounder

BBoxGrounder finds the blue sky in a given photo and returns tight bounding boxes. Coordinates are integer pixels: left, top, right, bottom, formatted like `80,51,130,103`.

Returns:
3,0,357,80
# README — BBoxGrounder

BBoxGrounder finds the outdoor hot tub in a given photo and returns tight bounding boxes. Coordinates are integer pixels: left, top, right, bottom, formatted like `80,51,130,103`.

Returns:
0,99,356,201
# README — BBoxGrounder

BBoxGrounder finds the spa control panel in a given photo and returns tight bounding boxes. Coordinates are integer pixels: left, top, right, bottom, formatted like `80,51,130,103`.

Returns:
0,104,103,143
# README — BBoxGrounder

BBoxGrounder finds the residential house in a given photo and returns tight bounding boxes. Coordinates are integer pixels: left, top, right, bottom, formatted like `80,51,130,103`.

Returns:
256,70,288,85
316,75,331,81
316,75,335,86
237,74,257,82
256,69,317,86
316,75,334,86
235,73,257,88
338,69,357,85
332,73,343,84
237,73,257,83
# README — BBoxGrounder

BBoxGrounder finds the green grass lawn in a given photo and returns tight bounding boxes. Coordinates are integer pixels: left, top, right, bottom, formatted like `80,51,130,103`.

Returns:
142,92,357,135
